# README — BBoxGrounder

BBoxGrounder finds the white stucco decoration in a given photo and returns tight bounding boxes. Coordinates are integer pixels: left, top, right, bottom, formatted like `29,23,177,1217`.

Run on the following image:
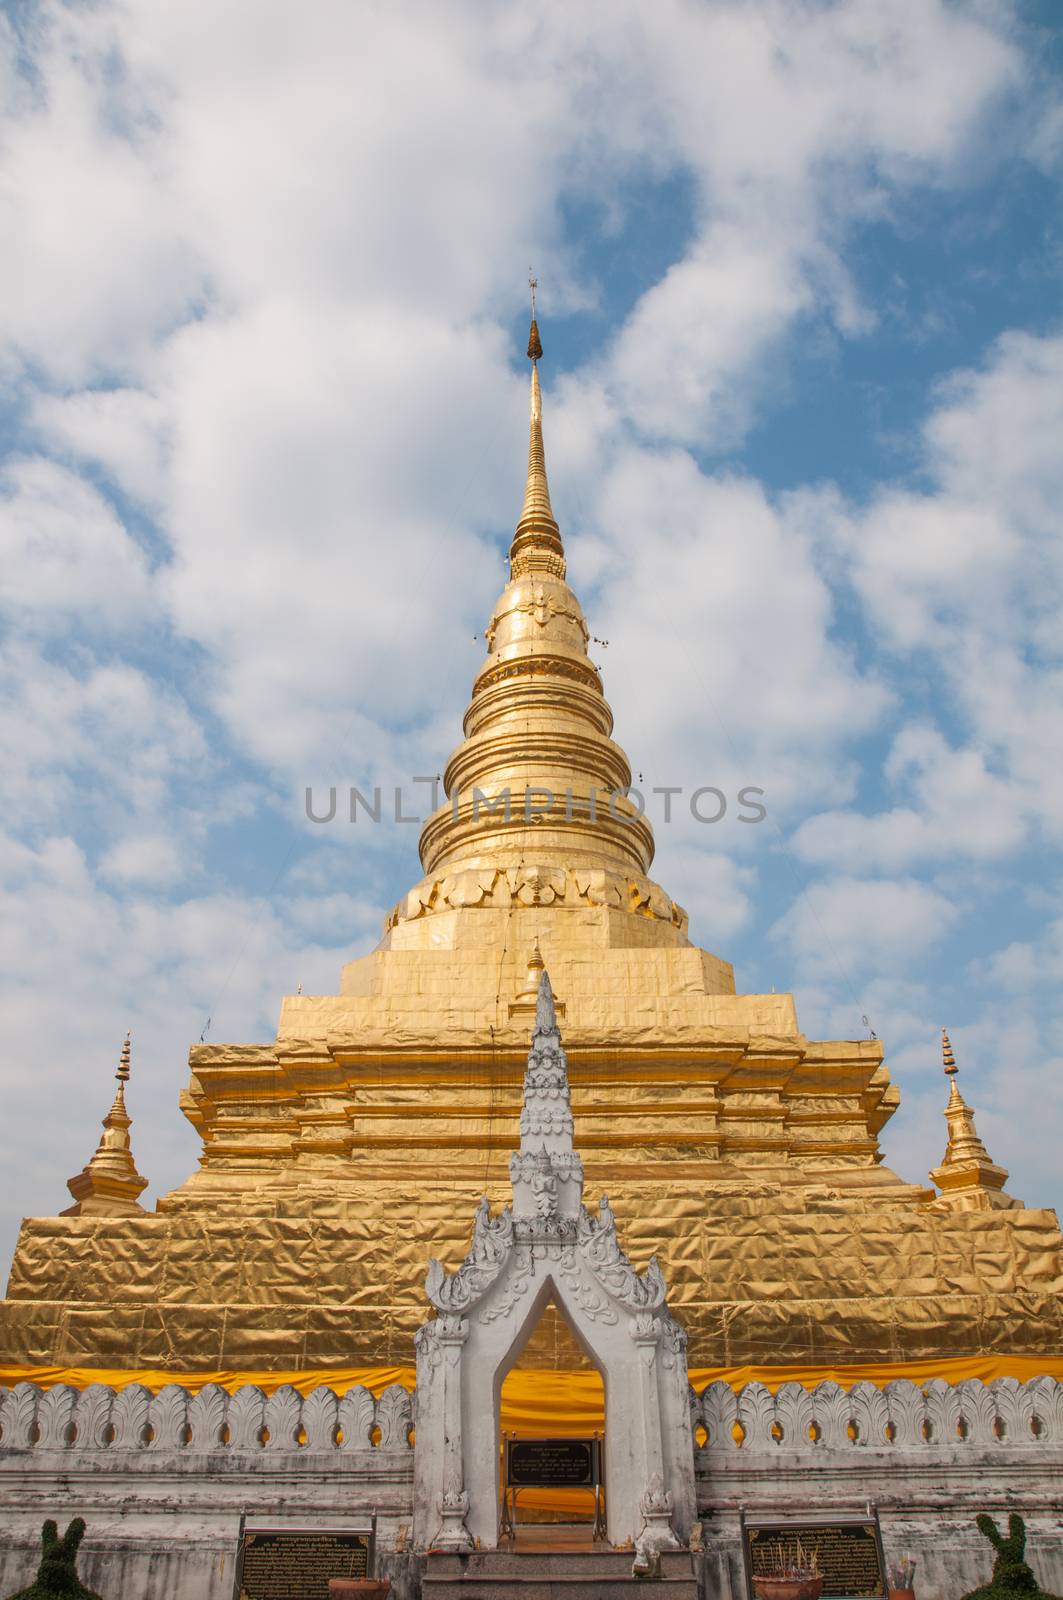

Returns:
413,970,696,1556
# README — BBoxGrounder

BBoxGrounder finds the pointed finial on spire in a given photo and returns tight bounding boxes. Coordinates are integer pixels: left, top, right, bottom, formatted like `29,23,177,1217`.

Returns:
942,1026,957,1076
535,967,557,1036
62,1032,149,1217
528,273,543,362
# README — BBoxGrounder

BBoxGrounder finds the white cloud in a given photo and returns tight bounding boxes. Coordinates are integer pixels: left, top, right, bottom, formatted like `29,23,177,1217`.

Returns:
829,492,1019,652
980,914,1063,994
158,302,519,770
592,0,1022,444
0,642,208,845
772,874,961,976
31,387,170,510
99,833,186,886
793,722,1026,871
575,456,888,821
608,228,814,446
927,331,1063,535
829,332,1063,664
0,7,202,385
0,457,155,625
810,329,1063,847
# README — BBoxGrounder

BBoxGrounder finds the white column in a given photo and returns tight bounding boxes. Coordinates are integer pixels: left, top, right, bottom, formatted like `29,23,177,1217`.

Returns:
630,1313,680,1554
435,1315,473,1551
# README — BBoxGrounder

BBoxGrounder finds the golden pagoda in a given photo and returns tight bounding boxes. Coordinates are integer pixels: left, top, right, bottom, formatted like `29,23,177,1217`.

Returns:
61,1034,148,1219
929,1029,1017,1212
1,320,1061,1387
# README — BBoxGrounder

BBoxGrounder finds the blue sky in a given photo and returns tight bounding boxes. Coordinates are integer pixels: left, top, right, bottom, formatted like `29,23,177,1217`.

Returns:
1,0,1061,1271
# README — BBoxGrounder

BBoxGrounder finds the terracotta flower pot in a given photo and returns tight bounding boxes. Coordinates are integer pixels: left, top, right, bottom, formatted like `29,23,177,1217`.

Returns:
752,1576,824,1600
889,1589,916,1600
328,1581,391,1599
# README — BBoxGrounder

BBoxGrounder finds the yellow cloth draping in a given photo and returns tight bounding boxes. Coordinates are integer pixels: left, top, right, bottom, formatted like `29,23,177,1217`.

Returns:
0,1364,418,1399
690,1353,1063,1394
4,1352,1063,1421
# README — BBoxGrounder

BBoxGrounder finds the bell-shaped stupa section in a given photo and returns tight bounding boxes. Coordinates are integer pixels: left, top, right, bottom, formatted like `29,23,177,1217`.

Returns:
388,321,690,949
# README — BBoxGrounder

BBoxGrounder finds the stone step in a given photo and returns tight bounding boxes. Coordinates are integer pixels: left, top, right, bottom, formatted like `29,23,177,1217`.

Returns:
422,1584,697,1599
422,1547,699,1599
426,1549,695,1579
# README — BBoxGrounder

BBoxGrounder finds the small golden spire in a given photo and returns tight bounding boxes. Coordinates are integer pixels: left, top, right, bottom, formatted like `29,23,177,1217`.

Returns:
928,1028,1017,1212
516,938,545,1000
62,1032,149,1217
509,938,565,1019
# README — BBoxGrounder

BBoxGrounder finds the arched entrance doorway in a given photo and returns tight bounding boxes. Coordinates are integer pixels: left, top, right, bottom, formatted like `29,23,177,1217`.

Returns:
498,1293,606,1540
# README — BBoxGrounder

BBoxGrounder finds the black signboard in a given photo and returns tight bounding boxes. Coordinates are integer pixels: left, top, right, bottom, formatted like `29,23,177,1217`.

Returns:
742,1514,886,1600
234,1524,373,1600
500,1436,606,1540
507,1437,599,1487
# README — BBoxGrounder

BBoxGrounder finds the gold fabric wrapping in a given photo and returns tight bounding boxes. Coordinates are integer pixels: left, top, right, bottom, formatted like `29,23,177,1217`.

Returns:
3,1185,1061,1370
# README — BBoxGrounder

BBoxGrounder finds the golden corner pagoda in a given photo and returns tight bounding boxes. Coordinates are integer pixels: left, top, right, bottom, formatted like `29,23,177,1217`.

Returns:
1,316,1061,1413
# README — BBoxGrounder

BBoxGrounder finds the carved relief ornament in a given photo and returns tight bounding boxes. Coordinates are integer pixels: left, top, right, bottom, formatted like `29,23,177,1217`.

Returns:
387,865,687,931
484,589,590,651
424,1198,514,1315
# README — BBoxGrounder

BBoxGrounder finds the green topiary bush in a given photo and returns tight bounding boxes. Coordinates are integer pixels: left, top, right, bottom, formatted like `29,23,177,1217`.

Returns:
961,1514,1061,1600
6,1518,102,1600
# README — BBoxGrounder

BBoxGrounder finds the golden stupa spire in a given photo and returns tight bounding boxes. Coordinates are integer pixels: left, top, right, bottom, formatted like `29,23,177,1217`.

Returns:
413,295,658,890
62,1032,149,1217
928,1028,1017,1211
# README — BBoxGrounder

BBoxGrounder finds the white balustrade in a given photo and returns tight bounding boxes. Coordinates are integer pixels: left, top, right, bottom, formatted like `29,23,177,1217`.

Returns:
0,1381,415,1455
